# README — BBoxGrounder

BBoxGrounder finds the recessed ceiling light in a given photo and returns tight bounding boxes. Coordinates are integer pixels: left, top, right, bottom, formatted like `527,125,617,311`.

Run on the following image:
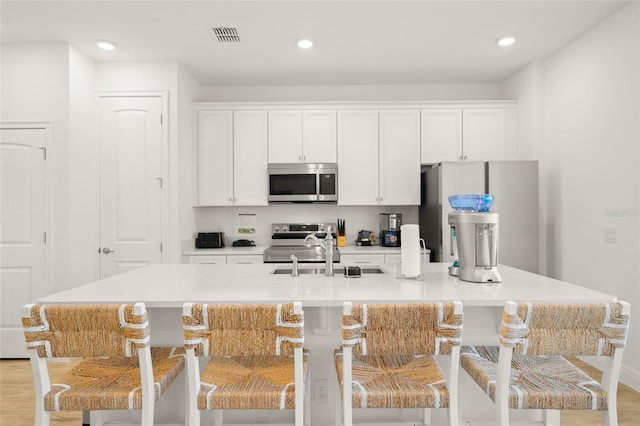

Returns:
496,36,516,47
297,39,313,49
96,40,116,51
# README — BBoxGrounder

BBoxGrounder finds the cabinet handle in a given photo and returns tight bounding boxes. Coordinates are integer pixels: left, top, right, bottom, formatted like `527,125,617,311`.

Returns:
229,197,233,202
380,197,383,202
234,198,237,202
459,155,463,161
298,155,302,162
464,155,468,160
303,155,306,162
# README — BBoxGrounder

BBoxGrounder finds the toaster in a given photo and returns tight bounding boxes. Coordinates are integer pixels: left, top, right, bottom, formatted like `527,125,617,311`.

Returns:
195,232,225,249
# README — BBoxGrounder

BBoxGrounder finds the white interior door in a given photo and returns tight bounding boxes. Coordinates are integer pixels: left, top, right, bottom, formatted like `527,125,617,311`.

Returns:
99,96,163,278
0,127,48,358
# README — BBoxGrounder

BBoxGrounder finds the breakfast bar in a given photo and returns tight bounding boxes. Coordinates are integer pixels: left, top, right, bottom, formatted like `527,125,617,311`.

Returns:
38,262,617,425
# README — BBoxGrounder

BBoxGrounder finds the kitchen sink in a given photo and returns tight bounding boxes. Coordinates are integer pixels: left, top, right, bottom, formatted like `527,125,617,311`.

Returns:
270,266,385,275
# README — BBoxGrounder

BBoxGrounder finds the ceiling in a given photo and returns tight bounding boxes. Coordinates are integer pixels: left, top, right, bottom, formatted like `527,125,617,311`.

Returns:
1,1,630,86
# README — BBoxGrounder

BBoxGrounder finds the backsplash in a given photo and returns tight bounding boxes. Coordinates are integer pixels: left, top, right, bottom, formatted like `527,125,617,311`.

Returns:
193,204,418,246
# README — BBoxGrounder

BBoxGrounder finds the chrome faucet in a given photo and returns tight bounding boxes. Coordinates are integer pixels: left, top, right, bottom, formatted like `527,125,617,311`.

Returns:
290,254,299,277
304,226,335,277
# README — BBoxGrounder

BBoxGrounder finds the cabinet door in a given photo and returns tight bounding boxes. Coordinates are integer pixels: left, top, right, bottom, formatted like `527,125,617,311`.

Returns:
337,110,379,205
234,111,268,206
340,254,385,265
268,110,302,163
198,111,233,205
379,110,420,205
303,110,337,163
226,255,264,264
188,255,226,264
462,109,505,161
421,109,463,163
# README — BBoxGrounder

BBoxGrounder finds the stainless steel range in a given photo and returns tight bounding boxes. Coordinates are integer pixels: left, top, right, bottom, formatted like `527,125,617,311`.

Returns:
263,223,340,263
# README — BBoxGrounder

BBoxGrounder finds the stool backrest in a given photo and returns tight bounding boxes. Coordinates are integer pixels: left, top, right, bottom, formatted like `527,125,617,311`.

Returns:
341,302,463,356
22,303,150,359
182,303,304,357
500,301,630,356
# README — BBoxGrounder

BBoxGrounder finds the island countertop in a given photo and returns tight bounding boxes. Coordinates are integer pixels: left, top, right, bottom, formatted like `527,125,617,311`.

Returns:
39,262,616,308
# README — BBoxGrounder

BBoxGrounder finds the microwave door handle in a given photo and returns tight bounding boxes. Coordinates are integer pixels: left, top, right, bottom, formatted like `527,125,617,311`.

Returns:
316,171,321,200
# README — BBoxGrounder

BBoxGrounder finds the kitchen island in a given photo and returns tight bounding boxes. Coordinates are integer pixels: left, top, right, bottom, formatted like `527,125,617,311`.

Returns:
38,262,617,426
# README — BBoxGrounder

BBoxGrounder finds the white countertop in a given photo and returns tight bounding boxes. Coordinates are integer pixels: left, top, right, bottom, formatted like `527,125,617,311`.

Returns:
39,262,615,308
182,244,428,256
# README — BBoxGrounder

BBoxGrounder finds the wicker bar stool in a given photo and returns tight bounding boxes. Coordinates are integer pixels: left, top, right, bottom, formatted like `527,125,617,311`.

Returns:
334,301,464,426
181,302,309,426
460,300,631,425
21,302,186,426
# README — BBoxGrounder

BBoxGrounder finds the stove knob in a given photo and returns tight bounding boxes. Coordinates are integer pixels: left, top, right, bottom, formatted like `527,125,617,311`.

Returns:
274,225,280,232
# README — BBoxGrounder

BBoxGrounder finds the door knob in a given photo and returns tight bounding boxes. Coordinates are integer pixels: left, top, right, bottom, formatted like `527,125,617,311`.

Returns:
101,247,115,254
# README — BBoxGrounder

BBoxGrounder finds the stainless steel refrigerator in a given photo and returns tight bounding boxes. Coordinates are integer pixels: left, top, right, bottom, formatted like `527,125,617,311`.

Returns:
419,161,539,273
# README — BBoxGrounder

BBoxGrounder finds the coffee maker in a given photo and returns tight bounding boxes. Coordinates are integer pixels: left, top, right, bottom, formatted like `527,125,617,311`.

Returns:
447,195,502,283
379,213,402,247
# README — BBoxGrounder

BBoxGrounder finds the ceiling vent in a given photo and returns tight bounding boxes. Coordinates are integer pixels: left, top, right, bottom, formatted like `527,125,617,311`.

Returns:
211,27,240,43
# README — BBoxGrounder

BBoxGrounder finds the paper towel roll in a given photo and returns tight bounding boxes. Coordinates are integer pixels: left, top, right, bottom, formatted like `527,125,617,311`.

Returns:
401,224,421,278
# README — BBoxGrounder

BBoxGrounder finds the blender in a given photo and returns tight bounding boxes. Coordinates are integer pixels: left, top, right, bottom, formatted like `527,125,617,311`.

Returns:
447,194,502,283
379,213,402,247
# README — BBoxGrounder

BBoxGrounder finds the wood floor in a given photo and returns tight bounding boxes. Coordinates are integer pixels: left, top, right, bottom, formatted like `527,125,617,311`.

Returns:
1,357,639,425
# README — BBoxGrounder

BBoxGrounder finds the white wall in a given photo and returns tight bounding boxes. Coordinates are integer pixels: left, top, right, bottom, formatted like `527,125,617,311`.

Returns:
502,2,639,389
68,45,98,289
0,43,73,293
176,64,201,251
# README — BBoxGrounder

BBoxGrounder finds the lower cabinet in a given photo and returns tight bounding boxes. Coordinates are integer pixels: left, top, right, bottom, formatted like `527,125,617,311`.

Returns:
187,254,264,264
340,254,386,265
227,255,264,265
188,255,226,264
384,254,402,264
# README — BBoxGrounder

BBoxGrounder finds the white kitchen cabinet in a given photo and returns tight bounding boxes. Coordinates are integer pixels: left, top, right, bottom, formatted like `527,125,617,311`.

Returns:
420,109,463,163
268,109,337,163
378,110,420,205
384,254,402,264
197,111,233,205
338,109,419,206
226,255,264,264
268,110,302,163
462,109,506,161
188,255,226,264
337,110,379,205
421,107,516,164
302,110,337,163
340,254,386,265
233,111,268,205
197,110,268,206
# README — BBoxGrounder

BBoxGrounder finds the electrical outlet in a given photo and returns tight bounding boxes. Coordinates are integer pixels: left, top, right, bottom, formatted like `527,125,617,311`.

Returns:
313,379,328,403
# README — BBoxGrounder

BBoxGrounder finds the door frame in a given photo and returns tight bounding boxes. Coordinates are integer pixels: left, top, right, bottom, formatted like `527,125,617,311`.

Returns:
96,91,169,265
0,121,54,294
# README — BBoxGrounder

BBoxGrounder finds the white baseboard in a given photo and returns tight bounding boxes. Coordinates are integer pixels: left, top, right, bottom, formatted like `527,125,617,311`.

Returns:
578,356,640,392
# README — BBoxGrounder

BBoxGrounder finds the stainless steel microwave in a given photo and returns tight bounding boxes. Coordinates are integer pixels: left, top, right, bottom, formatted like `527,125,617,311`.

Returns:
268,163,338,203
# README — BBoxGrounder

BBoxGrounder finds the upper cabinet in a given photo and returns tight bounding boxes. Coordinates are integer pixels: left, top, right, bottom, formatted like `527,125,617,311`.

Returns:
421,105,517,164
195,101,517,207
337,109,420,206
197,110,267,206
337,110,379,205
268,109,337,163
378,110,420,205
